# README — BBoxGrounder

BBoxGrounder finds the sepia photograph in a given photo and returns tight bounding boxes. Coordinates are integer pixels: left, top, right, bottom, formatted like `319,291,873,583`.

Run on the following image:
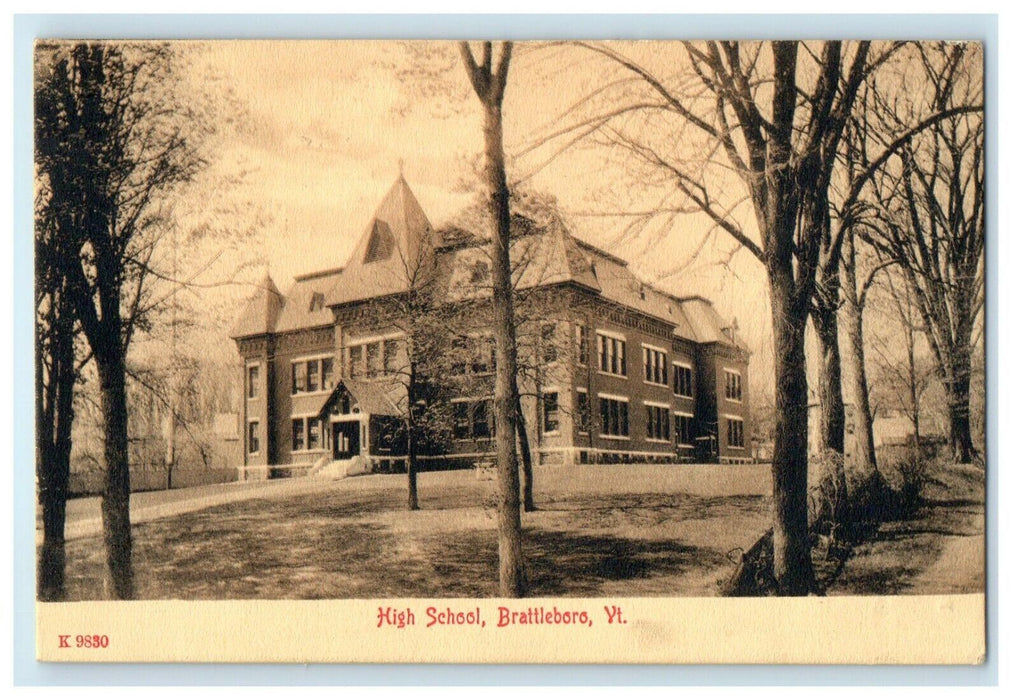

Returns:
31,36,987,663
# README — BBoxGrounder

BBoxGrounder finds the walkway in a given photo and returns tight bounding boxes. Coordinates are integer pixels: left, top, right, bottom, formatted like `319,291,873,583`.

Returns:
39,476,349,542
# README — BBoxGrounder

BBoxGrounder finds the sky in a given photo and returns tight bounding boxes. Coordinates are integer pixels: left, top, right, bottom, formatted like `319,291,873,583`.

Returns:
170,41,784,392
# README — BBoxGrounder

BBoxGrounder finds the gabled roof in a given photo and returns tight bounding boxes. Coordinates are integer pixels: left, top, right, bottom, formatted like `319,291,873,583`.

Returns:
230,178,746,355
324,176,434,307
318,377,406,418
229,273,283,339
274,267,344,334
679,297,748,349
438,218,601,302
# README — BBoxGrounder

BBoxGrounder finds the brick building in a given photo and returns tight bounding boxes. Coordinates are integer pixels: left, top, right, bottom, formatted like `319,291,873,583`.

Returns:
230,176,751,476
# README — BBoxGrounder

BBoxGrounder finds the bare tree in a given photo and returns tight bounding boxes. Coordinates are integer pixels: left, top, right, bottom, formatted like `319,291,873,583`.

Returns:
871,268,938,461
540,40,876,594
459,40,526,596
34,42,205,598
866,43,984,463
840,225,896,474
34,179,82,600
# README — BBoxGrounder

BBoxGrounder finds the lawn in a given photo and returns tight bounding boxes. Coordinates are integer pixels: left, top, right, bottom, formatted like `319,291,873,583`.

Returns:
826,460,985,596
60,464,773,600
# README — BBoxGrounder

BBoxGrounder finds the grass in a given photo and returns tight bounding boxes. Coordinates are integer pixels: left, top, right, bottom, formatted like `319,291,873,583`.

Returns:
826,460,985,596
60,464,773,600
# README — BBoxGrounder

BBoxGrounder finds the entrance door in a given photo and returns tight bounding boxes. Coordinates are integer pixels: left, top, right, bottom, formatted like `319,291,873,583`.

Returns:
332,420,360,460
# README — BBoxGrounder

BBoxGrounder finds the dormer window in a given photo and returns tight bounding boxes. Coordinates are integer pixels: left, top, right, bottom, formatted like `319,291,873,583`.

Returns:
309,291,325,312
364,219,395,263
470,260,490,284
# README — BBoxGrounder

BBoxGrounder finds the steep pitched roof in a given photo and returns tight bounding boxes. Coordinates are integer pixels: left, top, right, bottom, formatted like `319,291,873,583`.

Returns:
678,297,748,350
317,378,406,418
325,176,434,307
274,267,345,334
229,273,283,339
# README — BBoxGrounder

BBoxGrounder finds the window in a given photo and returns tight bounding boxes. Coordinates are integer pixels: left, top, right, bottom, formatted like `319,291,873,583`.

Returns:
322,357,334,390
384,339,400,374
451,335,494,376
247,365,259,399
673,363,693,398
675,413,694,446
292,418,306,452
599,396,629,437
292,362,307,394
541,324,558,364
597,332,627,377
727,417,745,448
453,402,471,440
469,260,489,283
576,324,589,366
471,335,495,375
292,417,325,452
366,343,381,377
292,356,334,395
247,421,260,455
453,400,494,440
307,360,319,393
348,345,363,378
364,219,395,263
643,346,668,385
473,400,493,439
725,370,743,402
542,392,560,434
308,418,322,450
576,389,590,434
646,404,670,441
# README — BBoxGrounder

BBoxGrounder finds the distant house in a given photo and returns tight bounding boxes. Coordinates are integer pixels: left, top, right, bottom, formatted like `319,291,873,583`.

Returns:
808,400,946,460
230,177,751,475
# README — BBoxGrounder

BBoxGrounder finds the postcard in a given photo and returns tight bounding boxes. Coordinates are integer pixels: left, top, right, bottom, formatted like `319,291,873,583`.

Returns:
33,38,986,664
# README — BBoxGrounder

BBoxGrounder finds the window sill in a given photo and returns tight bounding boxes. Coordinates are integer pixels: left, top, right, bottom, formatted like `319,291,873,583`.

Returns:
646,438,671,444
598,434,631,441
643,380,670,388
673,393,694,400
291,389,334,398
597,370,628,380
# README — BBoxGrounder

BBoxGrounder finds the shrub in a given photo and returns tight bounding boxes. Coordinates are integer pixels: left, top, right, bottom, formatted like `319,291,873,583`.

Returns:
890,452,930,516
808,449,847,539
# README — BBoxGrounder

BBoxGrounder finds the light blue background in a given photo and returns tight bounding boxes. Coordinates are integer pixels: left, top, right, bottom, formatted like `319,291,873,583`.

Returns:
12,13,998,686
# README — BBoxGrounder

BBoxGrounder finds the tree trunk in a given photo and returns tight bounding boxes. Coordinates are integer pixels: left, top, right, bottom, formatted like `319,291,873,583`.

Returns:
811,267,849,524
946,355,974,464
407,366,419,510
813,274,846,457
769,267,816,596
841,255,878,474
407,428,419,510
96,347,134,600
37,373,74,601
36,291,76,602
486,100,525,597
515,389,535,512
163,404,176,490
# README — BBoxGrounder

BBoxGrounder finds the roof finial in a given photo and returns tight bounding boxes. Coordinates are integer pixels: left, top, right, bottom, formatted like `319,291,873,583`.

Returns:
398,158,405,178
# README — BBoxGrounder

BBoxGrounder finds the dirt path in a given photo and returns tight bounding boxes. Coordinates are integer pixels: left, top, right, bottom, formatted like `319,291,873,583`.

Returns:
828,462,985,596
39,476,356,543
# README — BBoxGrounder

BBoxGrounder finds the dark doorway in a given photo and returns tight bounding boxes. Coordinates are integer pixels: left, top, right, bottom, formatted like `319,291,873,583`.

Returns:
332,420,360,460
